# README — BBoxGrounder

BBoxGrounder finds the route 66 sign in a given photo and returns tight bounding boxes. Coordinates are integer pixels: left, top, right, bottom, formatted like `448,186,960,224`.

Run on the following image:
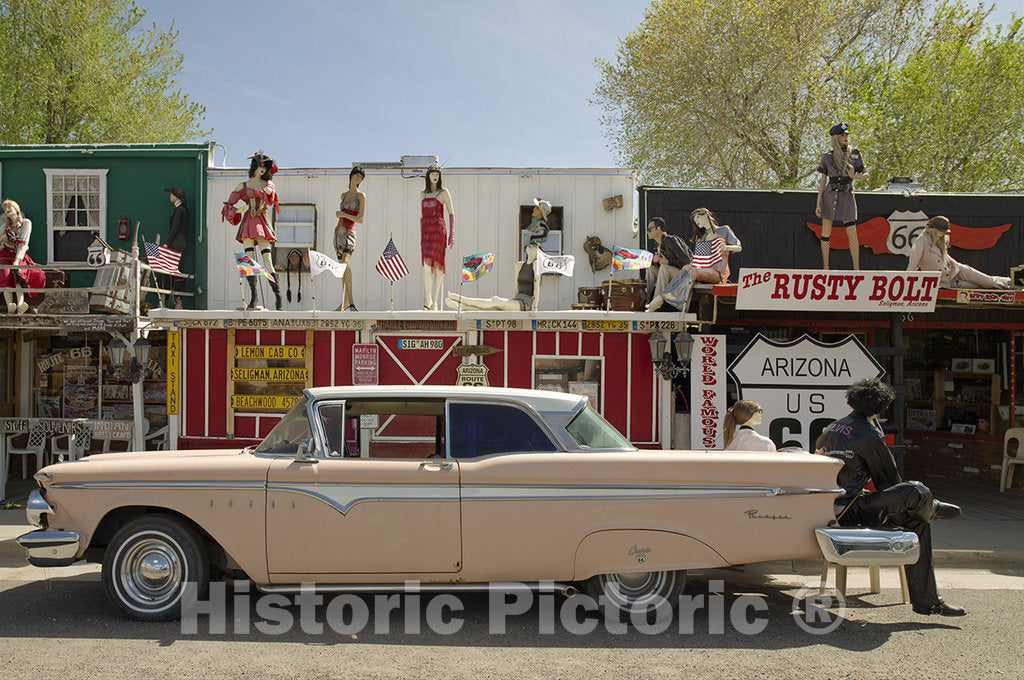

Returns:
86,236,111,267
885,210,929,258
456,363,489,387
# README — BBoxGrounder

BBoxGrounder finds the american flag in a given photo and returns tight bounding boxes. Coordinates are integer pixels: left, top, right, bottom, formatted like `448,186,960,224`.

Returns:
144,240,183,275
375,238,409,282
691,237,725,269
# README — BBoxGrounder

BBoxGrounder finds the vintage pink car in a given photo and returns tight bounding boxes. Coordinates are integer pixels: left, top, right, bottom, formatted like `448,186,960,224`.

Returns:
18,386,918,620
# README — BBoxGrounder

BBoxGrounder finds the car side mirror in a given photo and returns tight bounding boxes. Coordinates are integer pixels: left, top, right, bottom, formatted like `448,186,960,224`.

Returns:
293,439,318,464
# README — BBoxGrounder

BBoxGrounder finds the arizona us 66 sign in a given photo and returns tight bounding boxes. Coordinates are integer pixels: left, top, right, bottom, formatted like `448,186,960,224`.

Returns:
728,334,884,451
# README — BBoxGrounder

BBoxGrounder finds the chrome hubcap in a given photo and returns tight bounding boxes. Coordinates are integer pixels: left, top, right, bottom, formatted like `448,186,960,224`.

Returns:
118,536,184,609
600,571,673,608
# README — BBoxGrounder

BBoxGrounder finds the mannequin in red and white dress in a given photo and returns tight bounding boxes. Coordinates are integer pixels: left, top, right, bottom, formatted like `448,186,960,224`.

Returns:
221,152,282,310
420,164,454,310
1,199,46,315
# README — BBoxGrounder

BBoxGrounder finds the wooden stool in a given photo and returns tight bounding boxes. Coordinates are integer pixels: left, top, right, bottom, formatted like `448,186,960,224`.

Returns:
820,560,910,603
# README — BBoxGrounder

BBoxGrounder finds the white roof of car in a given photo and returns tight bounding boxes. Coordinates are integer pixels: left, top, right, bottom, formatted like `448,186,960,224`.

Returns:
304,385,585,414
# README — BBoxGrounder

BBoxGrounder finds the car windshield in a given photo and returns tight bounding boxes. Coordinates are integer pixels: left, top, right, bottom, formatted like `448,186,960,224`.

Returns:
254,396,311,454
566,405,633,451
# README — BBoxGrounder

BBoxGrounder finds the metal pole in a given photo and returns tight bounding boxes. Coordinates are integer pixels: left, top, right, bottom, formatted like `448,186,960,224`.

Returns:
131,236,145,453
891,314,905,460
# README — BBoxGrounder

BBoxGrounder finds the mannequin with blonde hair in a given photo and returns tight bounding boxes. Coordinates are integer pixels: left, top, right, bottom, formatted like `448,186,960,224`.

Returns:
723,400,777,451
1,199,46,314
907,215,1011,289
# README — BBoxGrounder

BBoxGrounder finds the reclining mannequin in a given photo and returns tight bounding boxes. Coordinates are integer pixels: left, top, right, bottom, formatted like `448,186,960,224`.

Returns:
1,199,46,314
907,215,1011,289
445,221,548,312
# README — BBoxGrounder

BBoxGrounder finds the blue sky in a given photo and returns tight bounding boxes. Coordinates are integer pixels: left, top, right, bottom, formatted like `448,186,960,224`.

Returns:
139,0,1020,169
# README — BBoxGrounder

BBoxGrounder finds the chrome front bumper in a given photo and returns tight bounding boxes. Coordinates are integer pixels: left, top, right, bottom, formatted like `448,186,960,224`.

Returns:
17,530,81,567
815,527,920,567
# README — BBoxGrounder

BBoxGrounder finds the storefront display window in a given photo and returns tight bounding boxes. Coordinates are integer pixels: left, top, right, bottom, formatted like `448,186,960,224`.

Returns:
533,357,601,408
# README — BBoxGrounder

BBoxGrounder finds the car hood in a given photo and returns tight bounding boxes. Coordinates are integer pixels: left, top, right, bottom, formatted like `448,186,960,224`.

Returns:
73,448,245,464
38,448,271,486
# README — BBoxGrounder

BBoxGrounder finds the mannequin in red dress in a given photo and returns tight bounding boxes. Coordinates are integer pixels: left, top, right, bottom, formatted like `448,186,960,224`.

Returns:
420,164,454,310
221,152,282,310
1,199,46,314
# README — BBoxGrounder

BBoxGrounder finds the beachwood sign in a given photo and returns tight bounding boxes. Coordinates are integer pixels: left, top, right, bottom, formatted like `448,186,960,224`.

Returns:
736,269,940,312
728,334,884,451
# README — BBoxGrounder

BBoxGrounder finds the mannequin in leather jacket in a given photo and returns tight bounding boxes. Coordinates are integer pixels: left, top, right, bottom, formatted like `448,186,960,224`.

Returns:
816,379,965,617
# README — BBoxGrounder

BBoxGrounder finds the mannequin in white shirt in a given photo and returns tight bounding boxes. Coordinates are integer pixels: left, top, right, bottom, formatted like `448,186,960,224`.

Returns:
723,400,777,452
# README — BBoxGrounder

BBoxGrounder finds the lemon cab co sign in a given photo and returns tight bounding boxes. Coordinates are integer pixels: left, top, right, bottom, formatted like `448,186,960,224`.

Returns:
727,334,884,451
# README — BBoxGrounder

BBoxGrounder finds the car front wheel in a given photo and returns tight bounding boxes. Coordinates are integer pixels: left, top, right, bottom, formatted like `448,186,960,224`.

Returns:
585,570,686,615
102,515,208,621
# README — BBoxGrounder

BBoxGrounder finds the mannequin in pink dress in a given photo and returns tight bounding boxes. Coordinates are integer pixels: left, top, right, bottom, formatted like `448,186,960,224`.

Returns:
420,164,454,310
221,152,282,310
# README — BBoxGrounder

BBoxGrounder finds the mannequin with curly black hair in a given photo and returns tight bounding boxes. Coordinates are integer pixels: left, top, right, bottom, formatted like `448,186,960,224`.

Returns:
816,379,965,617
222,151,282,310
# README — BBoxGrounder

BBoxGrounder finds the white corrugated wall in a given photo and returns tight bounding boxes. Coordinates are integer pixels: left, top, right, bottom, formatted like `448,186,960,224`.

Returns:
205,166,636,311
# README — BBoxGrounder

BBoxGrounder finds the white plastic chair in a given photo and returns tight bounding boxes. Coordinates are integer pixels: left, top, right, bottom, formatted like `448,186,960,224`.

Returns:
50,428,92,463
145,425,169,450
6,429,47,479
1001,427,1024,492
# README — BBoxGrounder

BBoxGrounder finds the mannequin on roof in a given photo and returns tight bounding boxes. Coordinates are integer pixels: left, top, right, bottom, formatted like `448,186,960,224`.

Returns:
420,164,455,310
221,151,282,310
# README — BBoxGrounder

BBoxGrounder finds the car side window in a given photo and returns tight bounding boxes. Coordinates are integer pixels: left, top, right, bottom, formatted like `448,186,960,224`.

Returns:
448,403,557,459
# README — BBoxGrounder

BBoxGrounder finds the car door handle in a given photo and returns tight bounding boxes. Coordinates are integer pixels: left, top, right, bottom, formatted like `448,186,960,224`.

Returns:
420,461,454,472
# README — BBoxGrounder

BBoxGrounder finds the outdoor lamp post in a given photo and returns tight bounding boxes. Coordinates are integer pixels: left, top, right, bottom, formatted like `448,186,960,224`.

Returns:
649,331,694,381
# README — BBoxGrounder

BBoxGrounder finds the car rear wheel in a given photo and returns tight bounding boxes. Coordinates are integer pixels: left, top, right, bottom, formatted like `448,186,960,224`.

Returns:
585,570,686,615
102,515,208,621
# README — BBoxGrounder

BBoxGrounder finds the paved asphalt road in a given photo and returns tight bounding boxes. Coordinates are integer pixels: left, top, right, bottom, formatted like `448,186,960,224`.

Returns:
1,565,1021,679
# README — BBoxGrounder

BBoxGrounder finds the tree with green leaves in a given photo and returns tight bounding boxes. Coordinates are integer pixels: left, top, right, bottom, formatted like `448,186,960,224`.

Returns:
595,0,1024,192
0,0,208,144
843,5,1024,192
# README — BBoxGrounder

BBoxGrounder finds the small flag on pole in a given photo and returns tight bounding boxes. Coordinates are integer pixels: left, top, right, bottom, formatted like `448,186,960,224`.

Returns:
235,252,275,281
375,238,410,282
308,249,348,279
461,252,495,281
611,245,653,271
691,237,725,269
143,239,183,275
534,249,575,277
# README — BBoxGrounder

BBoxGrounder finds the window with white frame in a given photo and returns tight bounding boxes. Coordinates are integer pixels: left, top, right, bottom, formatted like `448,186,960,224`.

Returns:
273,203,317,268
44,169,108,263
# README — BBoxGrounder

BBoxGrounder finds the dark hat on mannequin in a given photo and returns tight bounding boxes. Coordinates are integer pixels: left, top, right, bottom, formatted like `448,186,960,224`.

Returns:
164,186,186,202
927,215,950,232
829,122,849,136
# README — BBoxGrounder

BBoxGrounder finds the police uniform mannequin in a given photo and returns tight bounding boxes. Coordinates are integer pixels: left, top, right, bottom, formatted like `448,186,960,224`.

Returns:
815,123,868,270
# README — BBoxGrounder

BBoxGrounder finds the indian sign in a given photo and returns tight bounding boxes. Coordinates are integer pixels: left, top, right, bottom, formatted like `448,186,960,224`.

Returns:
728,334,884,451
736,269,940,312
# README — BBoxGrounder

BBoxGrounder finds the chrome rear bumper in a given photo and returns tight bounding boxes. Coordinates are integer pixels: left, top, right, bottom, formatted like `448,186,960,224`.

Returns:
17,530,81,567
815,527,919,567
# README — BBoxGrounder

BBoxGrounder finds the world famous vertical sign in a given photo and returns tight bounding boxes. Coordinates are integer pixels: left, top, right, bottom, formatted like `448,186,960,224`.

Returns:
727,334,884,451
690,335,727,449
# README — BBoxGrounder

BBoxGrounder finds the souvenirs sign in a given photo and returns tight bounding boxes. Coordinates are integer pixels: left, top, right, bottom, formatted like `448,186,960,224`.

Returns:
728,334,884,451
736,269,940,312
690,335,726,450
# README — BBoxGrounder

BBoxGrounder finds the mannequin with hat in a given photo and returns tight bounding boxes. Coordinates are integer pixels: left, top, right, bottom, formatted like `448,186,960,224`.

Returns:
907,215,1012,289
221,151,283,310
815,123,868,270
163,186,189,307
444,200,550,311
420,164,455,310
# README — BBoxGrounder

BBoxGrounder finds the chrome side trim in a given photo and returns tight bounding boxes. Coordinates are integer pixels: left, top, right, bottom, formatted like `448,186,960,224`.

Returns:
17,530,81,567
26,490,54,528
815,527,920,567
775,487,844,496
257,582,571,594
269,484,460,515
461,484,783,501
50,480,266,490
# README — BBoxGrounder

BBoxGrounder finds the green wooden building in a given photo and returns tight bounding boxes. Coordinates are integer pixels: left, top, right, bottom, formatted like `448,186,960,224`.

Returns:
0,143,212,308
